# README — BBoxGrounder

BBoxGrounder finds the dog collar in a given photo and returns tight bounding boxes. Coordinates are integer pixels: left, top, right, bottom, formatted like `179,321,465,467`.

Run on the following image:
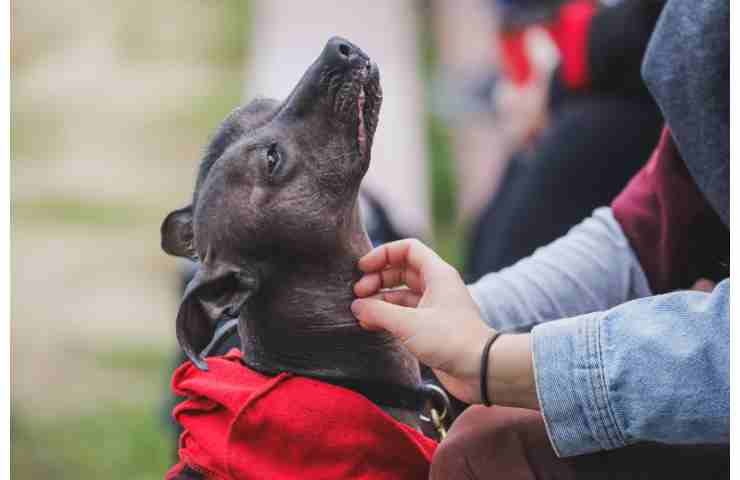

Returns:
196,314,453,436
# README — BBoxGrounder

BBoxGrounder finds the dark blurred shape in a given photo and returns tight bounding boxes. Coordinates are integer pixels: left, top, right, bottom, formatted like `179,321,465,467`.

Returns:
430,405,729,480
467,0,665,280
361,192,406,247
495,0,570,29
467,96,663,280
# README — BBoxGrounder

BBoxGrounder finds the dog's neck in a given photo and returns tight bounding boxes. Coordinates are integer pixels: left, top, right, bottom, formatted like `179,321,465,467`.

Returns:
239,207,422,427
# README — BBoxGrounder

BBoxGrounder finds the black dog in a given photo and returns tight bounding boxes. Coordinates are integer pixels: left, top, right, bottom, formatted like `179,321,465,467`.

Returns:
161,38,427,433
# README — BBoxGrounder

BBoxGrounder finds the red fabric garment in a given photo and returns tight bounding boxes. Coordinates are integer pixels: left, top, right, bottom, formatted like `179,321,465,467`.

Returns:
550,0,596,89
166,349,437,480
498,28,535,86
612,128,729,293
496,1,595,88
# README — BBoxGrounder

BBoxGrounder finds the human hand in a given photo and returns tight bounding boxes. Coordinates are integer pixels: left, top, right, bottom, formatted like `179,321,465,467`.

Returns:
351,239,496,404
691,278,716,292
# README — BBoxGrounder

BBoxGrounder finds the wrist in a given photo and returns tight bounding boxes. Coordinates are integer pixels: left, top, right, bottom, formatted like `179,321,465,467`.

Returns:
479,331,502,406
451,325,495,404
485,333,539,410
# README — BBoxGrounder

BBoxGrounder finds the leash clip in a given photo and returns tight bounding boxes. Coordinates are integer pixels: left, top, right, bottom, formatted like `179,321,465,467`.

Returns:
430,408,447,439
419,383,451,440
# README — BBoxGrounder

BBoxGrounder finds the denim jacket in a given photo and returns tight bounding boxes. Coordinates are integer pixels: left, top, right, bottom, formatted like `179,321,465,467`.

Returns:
470,208,729,457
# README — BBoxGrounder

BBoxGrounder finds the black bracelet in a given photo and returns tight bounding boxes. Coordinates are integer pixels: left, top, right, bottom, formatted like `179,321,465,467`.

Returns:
480,332,502,407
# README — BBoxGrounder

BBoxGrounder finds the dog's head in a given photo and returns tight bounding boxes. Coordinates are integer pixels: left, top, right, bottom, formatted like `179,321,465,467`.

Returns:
161,38,382,369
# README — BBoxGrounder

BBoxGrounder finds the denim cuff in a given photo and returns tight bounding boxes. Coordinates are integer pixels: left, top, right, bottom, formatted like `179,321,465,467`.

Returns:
532,313,626,457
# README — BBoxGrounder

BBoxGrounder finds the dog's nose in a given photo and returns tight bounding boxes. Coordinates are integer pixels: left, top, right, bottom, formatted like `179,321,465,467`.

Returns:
324,36,369,69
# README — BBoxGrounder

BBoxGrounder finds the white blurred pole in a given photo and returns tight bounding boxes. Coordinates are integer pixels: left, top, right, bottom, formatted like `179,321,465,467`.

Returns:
431,0,510,225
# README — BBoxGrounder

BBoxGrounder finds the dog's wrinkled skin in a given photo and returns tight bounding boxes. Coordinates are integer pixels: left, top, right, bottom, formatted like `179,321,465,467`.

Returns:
161,38,421,408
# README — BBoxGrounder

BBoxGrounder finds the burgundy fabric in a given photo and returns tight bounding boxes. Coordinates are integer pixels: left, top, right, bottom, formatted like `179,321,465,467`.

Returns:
165,349,437,480
431,406,729,480
430,406,569,479
612,128,729,293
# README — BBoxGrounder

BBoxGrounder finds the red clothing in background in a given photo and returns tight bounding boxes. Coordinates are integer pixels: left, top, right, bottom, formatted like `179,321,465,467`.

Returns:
497,0,595,87
549,0,595,89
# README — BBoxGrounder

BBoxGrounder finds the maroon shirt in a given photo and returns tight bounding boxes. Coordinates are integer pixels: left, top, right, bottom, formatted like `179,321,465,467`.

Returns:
612,128,728,294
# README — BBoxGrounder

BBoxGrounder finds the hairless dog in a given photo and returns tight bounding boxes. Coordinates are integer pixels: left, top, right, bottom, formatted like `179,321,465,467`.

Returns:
161,37,425,428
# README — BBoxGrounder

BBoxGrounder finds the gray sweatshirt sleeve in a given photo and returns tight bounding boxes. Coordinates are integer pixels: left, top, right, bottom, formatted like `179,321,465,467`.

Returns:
469,207,651,332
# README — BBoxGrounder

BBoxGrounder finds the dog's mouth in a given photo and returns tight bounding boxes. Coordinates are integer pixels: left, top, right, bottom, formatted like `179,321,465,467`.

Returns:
356,62,381,157
357,86,367,155
333,60,382,158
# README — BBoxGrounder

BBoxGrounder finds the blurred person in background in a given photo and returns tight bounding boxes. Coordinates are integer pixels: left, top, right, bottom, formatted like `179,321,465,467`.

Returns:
344,0,666,278
351,0,729,477
466,0,665,279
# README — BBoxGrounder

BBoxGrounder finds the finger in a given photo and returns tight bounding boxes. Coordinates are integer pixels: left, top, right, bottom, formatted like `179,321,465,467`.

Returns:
351,298,423,341
353,267,423,297
358,239,454,286
358,239,434,271
691,278,716,292
354,272,383,297
384,267,423,292
378,289,422,308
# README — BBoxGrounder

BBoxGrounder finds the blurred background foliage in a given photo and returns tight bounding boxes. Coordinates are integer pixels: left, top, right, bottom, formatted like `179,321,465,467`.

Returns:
11,1,458,478
12,1,254,478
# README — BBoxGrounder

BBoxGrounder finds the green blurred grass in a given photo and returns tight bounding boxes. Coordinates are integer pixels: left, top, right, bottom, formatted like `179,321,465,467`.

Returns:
427,113,464,269
12,197,158,228
418,3,465,269
95,346,173,373
11,1,251,478
12,345,174,479
12,394,172,480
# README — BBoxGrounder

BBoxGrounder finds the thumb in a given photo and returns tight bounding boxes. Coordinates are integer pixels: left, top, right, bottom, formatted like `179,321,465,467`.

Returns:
351,298,422,341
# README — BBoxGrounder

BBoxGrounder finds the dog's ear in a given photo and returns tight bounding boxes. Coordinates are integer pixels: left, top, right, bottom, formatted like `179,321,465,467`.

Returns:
176,262,260,370
161,206,196,260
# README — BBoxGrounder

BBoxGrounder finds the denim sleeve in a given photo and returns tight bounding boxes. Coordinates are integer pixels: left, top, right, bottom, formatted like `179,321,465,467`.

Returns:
469,207,651,332
532,279,730,457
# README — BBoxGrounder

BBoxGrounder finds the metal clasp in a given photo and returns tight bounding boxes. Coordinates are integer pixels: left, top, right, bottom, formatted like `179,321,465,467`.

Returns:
430,407,447,439
419,383,452,440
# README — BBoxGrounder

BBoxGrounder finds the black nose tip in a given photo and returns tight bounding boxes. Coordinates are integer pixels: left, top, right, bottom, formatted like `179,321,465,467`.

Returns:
325,36,368,68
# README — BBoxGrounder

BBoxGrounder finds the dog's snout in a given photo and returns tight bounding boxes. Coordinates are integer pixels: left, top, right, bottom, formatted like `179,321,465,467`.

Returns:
325,36,368,69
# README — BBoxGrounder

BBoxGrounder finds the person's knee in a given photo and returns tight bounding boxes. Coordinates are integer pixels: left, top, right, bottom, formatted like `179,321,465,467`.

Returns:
430,434,474,480
430,406,546,479
430,416,485,480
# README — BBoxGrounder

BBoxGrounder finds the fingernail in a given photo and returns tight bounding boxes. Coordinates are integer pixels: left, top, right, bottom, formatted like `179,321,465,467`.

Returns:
351,299,363,318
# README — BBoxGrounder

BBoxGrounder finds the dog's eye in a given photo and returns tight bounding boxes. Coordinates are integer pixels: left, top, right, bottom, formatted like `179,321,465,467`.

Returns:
266,144,281,175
